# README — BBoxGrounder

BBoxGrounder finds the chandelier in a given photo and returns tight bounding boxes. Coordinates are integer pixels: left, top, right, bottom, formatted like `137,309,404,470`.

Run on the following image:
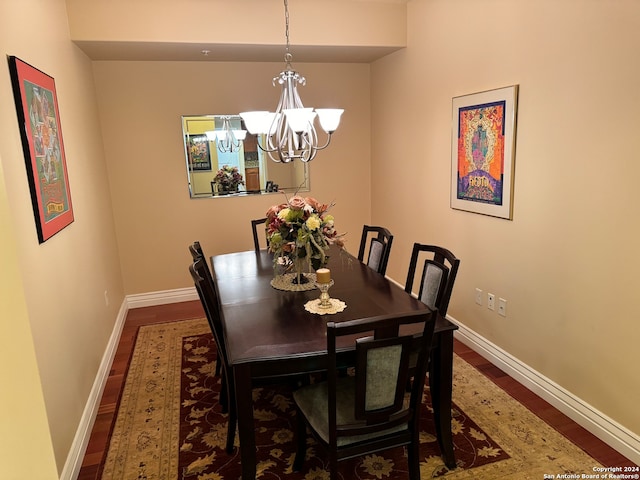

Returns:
240,0,343,163
205,116,247,153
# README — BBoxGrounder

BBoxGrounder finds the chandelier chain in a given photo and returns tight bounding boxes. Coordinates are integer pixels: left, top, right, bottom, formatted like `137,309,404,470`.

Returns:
284,0,292,68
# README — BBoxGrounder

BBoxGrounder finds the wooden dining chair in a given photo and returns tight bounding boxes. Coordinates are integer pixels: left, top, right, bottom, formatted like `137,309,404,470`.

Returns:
404,243,460,317
189,255,237,454
190,242,310,454
251,217,268,251
292,311,436,480
357,225,394,276
189,241,221,376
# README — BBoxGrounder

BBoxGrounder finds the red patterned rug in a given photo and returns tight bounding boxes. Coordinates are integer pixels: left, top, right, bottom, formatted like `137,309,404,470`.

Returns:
101,318,601,479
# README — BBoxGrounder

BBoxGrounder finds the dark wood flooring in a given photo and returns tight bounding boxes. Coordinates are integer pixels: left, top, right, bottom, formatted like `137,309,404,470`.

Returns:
77,300,636,479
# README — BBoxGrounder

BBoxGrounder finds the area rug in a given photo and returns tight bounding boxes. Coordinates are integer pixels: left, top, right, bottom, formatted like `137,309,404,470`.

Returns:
101,318,602,479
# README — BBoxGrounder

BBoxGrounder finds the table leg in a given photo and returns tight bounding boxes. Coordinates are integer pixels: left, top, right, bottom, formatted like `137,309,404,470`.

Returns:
430,330,456,469
234,364,257,479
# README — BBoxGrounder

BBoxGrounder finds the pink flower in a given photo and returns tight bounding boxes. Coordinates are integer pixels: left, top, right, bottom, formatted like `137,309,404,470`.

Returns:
288,196,306,210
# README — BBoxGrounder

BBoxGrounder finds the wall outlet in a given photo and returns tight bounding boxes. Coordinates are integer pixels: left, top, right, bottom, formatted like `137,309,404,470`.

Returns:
104,290,110,307
475,288,483,305
487,293,495,311
498,298,507,317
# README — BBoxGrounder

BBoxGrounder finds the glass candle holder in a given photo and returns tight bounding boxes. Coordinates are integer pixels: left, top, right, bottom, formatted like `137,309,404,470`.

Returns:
314,279,334,309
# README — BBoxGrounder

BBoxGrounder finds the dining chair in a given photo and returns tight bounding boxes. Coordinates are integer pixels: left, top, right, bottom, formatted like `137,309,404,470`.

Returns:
404,243,460,317
292,311,436,480
251,217,268,251
188,241,221,377
189,255,237,454
189,242,310,454
357,225,394,276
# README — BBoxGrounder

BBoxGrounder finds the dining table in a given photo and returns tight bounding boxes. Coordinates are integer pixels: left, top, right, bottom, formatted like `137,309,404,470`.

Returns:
211,247,458,479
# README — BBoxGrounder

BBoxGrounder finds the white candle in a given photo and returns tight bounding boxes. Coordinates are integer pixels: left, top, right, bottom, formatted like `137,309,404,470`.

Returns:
316,268,331,284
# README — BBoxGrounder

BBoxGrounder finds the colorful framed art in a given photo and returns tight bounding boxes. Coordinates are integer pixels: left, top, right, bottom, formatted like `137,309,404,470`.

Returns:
450,85,518,220
8,56,74,243
186,134,212,171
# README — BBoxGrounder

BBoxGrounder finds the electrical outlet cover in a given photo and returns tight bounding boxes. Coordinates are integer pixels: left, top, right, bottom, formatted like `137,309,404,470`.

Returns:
487,293,495,310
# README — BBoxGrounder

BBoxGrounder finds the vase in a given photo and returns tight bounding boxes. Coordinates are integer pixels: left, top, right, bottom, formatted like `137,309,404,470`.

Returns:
292,256,309,285
217,184,238,195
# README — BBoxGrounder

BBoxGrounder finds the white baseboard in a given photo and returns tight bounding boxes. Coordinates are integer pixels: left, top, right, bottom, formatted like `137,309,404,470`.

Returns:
62,287,198,479
451,316,640,466
125,287,199,309
60,300,128,480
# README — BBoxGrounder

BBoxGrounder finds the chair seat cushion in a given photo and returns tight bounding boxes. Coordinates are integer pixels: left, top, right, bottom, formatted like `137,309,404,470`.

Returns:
293,377,409,447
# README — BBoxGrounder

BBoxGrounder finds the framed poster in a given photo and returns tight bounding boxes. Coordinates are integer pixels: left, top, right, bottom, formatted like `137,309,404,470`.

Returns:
451,85,518,220
186,134,211,171
8,56,74,243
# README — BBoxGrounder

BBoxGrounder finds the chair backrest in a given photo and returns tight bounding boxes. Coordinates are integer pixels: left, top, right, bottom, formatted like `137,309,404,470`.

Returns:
404,243,460,317
251,217,268,251
326,311,436,447
357,225,394,275
189,240,216,287
189,240,203,260
188,252,229,367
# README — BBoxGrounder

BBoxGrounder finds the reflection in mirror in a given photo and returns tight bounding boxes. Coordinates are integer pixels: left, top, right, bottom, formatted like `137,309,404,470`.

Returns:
182,115,309,198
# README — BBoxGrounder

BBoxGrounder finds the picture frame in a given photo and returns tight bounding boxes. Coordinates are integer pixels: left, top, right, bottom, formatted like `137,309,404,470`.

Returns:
450,85,518,220
8,56,74,243
186,133,212,171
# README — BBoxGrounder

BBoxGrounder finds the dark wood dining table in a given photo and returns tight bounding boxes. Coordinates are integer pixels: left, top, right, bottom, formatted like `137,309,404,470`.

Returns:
211,247,458,479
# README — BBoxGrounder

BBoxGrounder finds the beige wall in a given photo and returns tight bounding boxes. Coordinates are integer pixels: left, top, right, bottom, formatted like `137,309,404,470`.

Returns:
0,0,124,475
92,61,371,294
371,0,640,435
0,161,58,478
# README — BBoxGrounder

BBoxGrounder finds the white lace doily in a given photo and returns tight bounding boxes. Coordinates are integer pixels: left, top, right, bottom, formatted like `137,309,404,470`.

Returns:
304,298,347,315
271,273,317,292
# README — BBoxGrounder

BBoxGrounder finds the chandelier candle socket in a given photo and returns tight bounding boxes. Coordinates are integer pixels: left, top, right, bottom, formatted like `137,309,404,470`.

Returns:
316,268,331,284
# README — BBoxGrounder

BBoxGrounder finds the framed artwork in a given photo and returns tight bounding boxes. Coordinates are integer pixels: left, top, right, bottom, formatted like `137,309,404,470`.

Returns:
186,134,211,171
450,85,518,220
8,56,74,243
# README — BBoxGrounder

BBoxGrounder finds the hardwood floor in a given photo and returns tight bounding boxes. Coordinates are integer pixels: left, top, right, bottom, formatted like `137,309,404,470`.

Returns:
77,301,636,479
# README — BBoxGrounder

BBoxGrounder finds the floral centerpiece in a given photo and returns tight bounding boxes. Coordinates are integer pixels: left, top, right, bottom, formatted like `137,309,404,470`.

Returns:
266,195,344,284
213,165,244,194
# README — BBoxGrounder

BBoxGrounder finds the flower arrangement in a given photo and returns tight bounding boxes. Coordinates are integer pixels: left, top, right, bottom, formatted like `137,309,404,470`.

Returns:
213,165,244,192
265,195,344,280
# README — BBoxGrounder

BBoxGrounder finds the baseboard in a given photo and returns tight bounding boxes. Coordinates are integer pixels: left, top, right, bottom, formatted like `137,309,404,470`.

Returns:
125,287,199,309
62,287,198,479
60,300,128,480
451,316,640,465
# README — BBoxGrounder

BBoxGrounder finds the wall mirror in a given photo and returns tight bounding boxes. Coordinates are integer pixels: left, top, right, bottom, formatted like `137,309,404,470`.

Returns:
182,115,309,198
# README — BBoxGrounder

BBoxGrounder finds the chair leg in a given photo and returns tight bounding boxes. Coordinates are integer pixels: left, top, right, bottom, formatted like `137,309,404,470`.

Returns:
225,395,237,454
225,417,236,453
293,410,307,472
329,451,339,480
222,371,236,454
219,371,229,414
407,437,421,480
215,354,222,376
